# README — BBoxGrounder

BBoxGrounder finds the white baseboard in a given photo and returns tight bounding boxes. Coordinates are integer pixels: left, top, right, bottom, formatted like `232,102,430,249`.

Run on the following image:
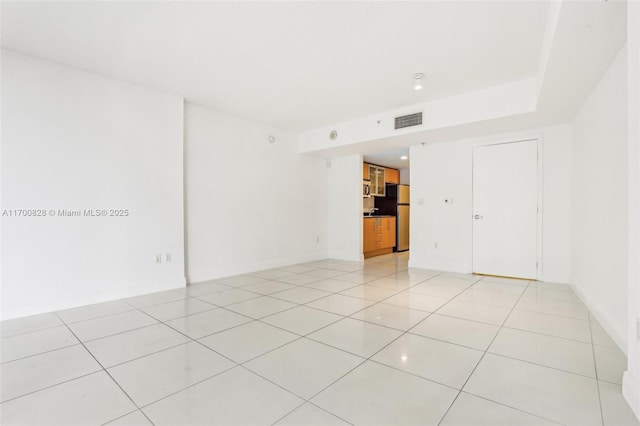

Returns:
569,283,627,355
188,252,329,284
1,276,187,321
624,371,640,421
408,258,470,274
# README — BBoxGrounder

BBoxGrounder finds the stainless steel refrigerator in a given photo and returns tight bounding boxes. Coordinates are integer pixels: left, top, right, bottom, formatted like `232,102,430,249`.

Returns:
376,184,410,251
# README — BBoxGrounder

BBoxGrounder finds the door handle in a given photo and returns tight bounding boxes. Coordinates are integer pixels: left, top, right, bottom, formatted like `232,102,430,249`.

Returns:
474,214,483,219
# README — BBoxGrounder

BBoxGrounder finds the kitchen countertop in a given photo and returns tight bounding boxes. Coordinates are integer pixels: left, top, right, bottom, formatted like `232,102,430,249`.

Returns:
363,215,394,218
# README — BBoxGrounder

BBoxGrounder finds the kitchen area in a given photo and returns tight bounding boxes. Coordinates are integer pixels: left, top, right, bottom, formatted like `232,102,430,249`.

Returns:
362,160,409,258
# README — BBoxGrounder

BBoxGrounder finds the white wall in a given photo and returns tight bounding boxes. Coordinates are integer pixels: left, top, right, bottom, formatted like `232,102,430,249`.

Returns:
327,155,363,262
399,168,410,185
624,1,640,415
571,44,628,350
409,124,572,284
1,50,185,320
184,104,328,282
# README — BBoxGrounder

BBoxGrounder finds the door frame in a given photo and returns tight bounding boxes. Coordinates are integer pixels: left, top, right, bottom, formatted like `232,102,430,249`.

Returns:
471,137,544,281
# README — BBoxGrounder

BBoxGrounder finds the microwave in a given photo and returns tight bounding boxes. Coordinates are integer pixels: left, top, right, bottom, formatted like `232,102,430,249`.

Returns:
363,181,371,197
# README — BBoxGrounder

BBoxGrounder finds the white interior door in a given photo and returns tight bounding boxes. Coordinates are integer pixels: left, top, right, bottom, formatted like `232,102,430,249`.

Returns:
472,140,538,279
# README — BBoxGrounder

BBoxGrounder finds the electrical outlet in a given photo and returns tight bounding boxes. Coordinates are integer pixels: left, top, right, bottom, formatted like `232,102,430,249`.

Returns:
434,242,438,249
165,253,171,263
155,254,162,264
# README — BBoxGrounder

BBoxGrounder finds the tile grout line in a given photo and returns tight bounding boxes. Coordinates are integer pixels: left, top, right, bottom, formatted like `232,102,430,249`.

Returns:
433,277,567,426
50,311,157,426
588,317,606,426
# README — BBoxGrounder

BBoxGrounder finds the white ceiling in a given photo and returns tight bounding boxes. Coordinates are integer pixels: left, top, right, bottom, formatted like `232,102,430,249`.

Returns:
1,1,549,133
1,1,627,170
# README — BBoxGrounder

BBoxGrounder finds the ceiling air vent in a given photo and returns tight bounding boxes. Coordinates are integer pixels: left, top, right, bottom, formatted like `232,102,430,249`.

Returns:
394,112,423,130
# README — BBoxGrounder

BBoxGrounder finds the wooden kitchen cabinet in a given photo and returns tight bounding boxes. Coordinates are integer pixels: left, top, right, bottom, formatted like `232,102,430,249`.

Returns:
382,217,396,248
363,162,370,180
385,168,400,184
369,165,386,196
363,216,396,258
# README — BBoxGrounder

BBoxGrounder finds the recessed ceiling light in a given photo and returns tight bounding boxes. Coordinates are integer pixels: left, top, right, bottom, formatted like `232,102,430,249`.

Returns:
400,155,408,160
413,73,424,91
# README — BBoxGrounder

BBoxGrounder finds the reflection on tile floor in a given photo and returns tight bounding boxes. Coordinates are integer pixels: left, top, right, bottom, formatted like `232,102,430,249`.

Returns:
1,252,638,425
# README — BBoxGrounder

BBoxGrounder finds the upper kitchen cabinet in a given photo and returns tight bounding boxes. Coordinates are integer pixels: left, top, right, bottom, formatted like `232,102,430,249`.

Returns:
363,162,370,180
385,168,400,184
369,164,385,196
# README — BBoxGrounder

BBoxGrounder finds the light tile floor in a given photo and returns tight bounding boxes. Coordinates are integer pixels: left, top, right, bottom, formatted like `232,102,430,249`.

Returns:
1,252,638,425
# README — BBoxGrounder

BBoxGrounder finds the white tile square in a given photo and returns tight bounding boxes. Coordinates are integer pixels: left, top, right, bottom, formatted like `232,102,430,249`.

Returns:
181,281,231,297
1,345,101,402
521,285,582,304
366,277,411,290
594,344,626,384
251,269,298,280
198,321,298,363
274,274,324,286
372,333,483,388
440,392,559,425
515,296,589,320
165,308,251,339
391,269,440,284
142,367,303,425
105,410,153,425
303,279,358,293
488,327,595,377
472,281,527,295
225,296,296,319
333,272,380,284
245,338,363,399
437,299,511,325
241,281,296,295
0,312,63,338
409,282,464,298
85,323,190,367
590,319,618,348
339,285,399,301
0,371,135,425
351,303,429,331
216,274,269,287
108,341,235,406
67,310,158,342
411,314,499,350
270,287,332,304
504,309,592,342
312,361,458,426
1,325,79,362
385,291,450,312
305,294,374,316
141,298,216,321
455,287,520,308
599,380,640,426
275,403,349,425
308,318,402,358
279,265,319,274
57,300,134,324
464,353,601,425
196,288,261,306
262,306,343,335
303,269,347,279
125,289,187,308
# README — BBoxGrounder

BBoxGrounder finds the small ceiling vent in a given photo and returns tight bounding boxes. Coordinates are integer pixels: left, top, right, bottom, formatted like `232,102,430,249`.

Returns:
394,112,423,130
